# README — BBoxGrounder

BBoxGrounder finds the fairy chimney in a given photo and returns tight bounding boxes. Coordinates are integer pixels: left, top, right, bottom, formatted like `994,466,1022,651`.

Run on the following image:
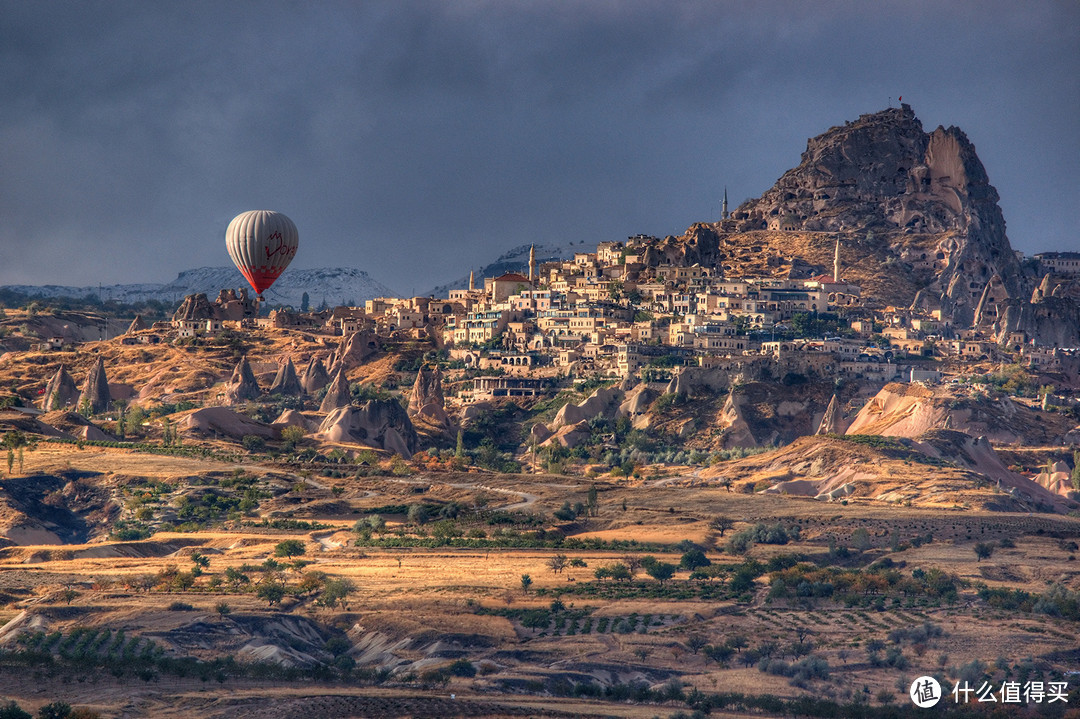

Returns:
78,356,112,414
41,364,80,411
407,364,448,425
269,357,303,396
319,368,352,413
225,356,261,403
126,315,147,334
300,357,330,394
816,394,846,435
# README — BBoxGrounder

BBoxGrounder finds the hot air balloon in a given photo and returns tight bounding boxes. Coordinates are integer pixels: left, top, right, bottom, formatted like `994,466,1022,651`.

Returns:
225,210,299,301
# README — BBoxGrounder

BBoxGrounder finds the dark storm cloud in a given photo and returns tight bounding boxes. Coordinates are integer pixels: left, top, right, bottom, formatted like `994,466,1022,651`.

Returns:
0,1,1076,292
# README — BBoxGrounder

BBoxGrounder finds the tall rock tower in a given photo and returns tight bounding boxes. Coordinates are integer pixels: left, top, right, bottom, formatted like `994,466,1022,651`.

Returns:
79,356,112,415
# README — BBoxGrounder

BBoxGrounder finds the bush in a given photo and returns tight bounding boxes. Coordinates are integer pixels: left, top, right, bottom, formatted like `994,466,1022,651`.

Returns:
448,658,476,677
241,435,266,452
37,703,72,719
0,701,31,719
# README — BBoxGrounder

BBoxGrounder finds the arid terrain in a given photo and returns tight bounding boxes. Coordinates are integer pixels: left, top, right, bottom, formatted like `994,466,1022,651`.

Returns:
0,437,1078,718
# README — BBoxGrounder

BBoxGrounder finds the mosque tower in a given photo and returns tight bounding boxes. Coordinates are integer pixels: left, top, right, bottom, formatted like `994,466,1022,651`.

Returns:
721,187,729,220
833,236,841,283
468,269,475,291
528,244,536,283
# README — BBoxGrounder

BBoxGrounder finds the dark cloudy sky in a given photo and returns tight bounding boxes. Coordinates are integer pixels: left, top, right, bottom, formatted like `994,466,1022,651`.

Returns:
1,1,1077,294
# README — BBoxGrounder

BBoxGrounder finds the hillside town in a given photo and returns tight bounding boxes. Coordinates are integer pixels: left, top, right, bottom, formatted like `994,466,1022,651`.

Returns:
156,240,1080,406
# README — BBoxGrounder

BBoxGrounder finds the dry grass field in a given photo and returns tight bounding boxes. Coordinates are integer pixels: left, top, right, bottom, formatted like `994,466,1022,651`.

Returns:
1,444,1079,717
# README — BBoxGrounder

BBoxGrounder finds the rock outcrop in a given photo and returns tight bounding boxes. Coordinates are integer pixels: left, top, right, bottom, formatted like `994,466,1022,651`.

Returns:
268,357,303,396
172,289,256,323
330,331,381,371
180,407,277,440
719,386,758,448
815,394,846,435
126,315,147,334
319,369,352,414
273,409,318,433
40,411,116,442
317,400,418,458
40,365,80,411
551,386,623,430
78,356,111,414
541,420,592,450
846,382,1073,446
407,365,447,425
299,357,330,394
224,357,261,404
734,105,1024,323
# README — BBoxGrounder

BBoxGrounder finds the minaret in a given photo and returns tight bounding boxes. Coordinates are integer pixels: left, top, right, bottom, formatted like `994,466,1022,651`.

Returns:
833,235,841,283
721,187,729,220
528,244,536,283
468,269,475,291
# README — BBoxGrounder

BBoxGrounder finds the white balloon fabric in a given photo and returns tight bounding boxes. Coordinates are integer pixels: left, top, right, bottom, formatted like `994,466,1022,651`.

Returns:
225,210,299,298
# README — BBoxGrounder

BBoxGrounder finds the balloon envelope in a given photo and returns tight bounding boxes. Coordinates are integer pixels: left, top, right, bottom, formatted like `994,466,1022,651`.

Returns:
225,210,299,297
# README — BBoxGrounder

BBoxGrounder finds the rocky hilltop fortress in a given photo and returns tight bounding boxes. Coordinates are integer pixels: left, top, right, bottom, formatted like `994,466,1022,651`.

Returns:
640,105,1078,346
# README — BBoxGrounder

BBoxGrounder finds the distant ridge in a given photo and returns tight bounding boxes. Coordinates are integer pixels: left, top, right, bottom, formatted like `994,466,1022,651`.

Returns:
2,267,400,310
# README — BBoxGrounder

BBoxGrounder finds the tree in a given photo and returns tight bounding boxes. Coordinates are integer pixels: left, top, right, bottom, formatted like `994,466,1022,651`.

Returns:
709,516,735,537
215,601,231,617
274,539,306,558
1072,450,1080,492
646,561,676,586
520,573,532,594
256,579,286,606
281,425,305,448
113,400,127,440
224,567,250,588
319,578,356,609
242,434,266,452
686,634,707,654
974,542,995,562
403,503,427,525
547,554,568,575
300,292,310,312
586,485,599,517
679,548,711,571
1,431,33,476
621,555,642,576
852,527,873,552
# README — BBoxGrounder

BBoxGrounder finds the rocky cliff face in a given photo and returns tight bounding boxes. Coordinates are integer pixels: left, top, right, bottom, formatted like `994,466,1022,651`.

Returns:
643,105,1040,325
739,106,1027,321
